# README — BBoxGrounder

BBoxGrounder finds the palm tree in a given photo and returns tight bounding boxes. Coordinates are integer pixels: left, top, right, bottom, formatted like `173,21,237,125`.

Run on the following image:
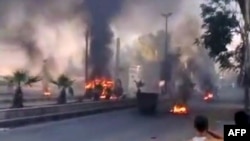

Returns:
4,70,40,108
50,74,74,104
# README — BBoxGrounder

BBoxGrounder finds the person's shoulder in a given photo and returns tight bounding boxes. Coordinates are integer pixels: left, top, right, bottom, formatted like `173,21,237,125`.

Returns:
188,136,223,141
206,139,223,141
206,137,223,141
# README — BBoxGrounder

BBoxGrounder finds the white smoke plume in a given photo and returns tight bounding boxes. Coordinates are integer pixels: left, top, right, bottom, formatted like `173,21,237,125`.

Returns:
111,0,181,60
111,0,218,94
0,0,218,93
0,0,87,77
111,0,201,65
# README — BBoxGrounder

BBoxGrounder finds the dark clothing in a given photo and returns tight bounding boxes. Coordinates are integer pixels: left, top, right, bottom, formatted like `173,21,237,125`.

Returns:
234,111,250,125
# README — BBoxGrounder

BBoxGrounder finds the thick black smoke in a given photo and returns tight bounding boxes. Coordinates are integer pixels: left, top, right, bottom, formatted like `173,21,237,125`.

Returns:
84,0,124,79
3,24,43,69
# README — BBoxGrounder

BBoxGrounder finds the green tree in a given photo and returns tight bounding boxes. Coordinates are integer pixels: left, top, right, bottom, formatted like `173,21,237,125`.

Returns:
50,74,74,104
199,0,249,110
4,70,40,108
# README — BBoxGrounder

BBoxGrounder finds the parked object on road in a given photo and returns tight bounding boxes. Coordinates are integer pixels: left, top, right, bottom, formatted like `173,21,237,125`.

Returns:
136,92,158,115
136,91,170,115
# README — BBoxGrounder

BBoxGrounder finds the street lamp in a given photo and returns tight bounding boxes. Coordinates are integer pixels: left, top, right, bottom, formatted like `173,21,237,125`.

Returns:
161,12,172,53
85,30,90,83
160,12,172,94
161,13,172,28
115,38,120,79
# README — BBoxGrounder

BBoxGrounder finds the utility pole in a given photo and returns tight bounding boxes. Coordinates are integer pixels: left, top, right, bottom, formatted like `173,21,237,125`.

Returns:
161,13,172,78
42,60,48,87
161,13,172,56
160,12,172,95
115,38,120,79
85,30,90,83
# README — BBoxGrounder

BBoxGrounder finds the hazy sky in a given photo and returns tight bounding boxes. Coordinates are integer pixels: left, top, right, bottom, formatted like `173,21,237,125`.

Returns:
0,0,239,77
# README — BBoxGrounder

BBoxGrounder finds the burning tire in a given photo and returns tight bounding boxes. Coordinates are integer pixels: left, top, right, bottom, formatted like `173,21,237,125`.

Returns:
203,91,215,102
170,104,189,115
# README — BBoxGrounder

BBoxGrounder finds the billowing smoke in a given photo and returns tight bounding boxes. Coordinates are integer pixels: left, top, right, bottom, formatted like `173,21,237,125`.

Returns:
0,0,218,98
111,0,218,97
169,3,218,94
0,0,87,77
84,0,124,79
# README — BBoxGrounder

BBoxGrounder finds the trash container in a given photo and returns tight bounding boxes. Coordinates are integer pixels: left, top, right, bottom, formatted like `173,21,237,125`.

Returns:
136,92,158,115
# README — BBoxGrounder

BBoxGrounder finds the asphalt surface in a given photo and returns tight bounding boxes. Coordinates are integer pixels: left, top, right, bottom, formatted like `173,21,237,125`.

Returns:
0,86,245,141
0,101,242,141
0,109,201,141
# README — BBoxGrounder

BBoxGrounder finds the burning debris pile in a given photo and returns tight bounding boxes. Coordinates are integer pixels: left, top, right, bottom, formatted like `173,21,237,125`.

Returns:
84,78,123,100
85,78,113,100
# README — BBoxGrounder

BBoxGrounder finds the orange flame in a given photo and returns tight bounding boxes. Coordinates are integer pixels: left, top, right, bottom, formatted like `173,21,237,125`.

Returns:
85,78,114,99
170,104,188,114
43,87,51,96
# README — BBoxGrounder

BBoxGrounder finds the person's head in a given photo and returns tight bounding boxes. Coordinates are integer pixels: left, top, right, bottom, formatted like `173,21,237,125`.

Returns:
234,111,249,125
194,115,209,133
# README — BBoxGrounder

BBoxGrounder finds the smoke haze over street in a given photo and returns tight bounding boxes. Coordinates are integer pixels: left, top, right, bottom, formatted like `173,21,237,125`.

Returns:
0,0,219,91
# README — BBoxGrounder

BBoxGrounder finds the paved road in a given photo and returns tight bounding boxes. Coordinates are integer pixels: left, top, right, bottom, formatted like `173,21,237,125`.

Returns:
0,109,198,141
0,100,239,141
0,86,244,141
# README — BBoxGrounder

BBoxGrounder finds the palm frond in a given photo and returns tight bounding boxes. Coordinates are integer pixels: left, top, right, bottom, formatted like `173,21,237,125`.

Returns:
58,75,69,86
68,79,75,86
25,76,41,86
53,74,74,88
50,79,59,87
13,70,28,83
3,70,29,86
3,76,14,85
4,76,13,81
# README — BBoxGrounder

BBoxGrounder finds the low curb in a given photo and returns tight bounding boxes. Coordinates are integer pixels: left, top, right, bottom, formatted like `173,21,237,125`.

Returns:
0,100,136,128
